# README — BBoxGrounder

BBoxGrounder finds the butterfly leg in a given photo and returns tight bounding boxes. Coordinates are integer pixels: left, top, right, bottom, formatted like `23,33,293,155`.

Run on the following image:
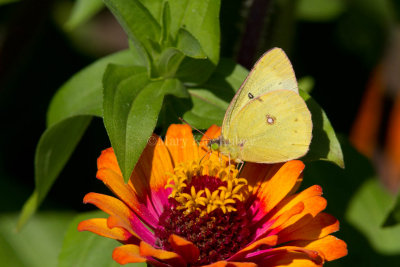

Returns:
199,150,210,163
237,161,244,173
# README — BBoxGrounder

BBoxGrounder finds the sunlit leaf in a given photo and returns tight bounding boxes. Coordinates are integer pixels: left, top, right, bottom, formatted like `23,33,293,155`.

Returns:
176,28,206,59
169,0,221,84
168,0,220,63
103,64,187,181
160,1,172,45
157,48,185,78
300,90,344,167
0,212,75,267
103,0,160,70
65,0,104,30
138,0,164,24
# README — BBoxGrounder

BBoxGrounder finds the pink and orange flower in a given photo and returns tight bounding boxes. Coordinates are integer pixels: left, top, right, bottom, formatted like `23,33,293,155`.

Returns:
78,124,347,266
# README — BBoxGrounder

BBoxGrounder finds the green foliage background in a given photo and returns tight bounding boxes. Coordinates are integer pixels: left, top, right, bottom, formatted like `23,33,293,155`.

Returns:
1,0,400,266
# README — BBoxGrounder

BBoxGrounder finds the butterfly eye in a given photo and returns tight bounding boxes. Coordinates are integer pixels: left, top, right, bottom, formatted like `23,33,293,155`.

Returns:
266,114,276,125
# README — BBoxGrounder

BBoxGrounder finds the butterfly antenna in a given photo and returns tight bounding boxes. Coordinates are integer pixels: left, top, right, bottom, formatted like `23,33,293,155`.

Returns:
179,117,213,141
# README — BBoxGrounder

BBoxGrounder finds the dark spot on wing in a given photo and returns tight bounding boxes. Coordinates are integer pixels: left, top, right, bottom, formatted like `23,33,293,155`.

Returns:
248,92,254,99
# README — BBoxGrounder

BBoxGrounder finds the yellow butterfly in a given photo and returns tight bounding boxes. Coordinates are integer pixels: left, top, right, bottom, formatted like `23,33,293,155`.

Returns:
211,47,312,163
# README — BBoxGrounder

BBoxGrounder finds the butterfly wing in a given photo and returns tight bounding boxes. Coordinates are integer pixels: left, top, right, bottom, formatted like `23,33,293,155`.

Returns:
222,48,298,135
223,90,312,163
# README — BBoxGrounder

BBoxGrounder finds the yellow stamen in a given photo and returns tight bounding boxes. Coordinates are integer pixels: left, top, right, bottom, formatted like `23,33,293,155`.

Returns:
165,157,249,215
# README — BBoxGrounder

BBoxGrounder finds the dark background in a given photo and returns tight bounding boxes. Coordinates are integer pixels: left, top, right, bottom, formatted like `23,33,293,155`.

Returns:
1,1,399,265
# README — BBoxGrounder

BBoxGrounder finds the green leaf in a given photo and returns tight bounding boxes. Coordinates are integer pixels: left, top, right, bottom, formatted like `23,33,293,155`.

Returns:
19,50,140,229
103,64,186,181
47,49,138,127
0,212,75,267
176,28,207,59
300,90,344,168
157,48,185,78
183,89,228,129
181,58,247,129
383,193,400,227
346,179,400,254
168,0,221,83
138,0,164,24
296,0,346,22
169,0,220,63
175,57,216,85
103,0,161,70
64,0,104,30
58,211,145,267
160,1,172,45
298,76,315,94
104,0,160,42
18,116,91,230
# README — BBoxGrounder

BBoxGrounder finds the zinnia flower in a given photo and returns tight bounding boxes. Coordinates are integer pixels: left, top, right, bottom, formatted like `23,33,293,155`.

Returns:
78,124,347,266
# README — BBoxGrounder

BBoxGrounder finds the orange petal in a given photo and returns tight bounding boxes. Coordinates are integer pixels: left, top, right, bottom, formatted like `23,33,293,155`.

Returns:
261,250,323,267
96,168,158,228
202,124,222,140
277,212,339,244
287,173,304,196
130,133,174,199
83,193,155,244
83,193,135,233
227,263,258,267
168,234,200,264
131,134,174,193
246,245,322,266
165,124,199,166
140,241,187,267
267,185,323,222
77,218,133,242
97,148,122,176
113,245,151,265
241,163,280,196
267,202,305,235
256,161,305,214
230,235,278,261
288,235,348,262
277,196,327,232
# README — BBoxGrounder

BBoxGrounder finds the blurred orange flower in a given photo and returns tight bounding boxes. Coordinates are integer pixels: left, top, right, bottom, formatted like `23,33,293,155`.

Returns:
78,124,347,266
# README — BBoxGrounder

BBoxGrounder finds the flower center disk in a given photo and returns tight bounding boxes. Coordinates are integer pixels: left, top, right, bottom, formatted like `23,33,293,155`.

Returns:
155,159,252,265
